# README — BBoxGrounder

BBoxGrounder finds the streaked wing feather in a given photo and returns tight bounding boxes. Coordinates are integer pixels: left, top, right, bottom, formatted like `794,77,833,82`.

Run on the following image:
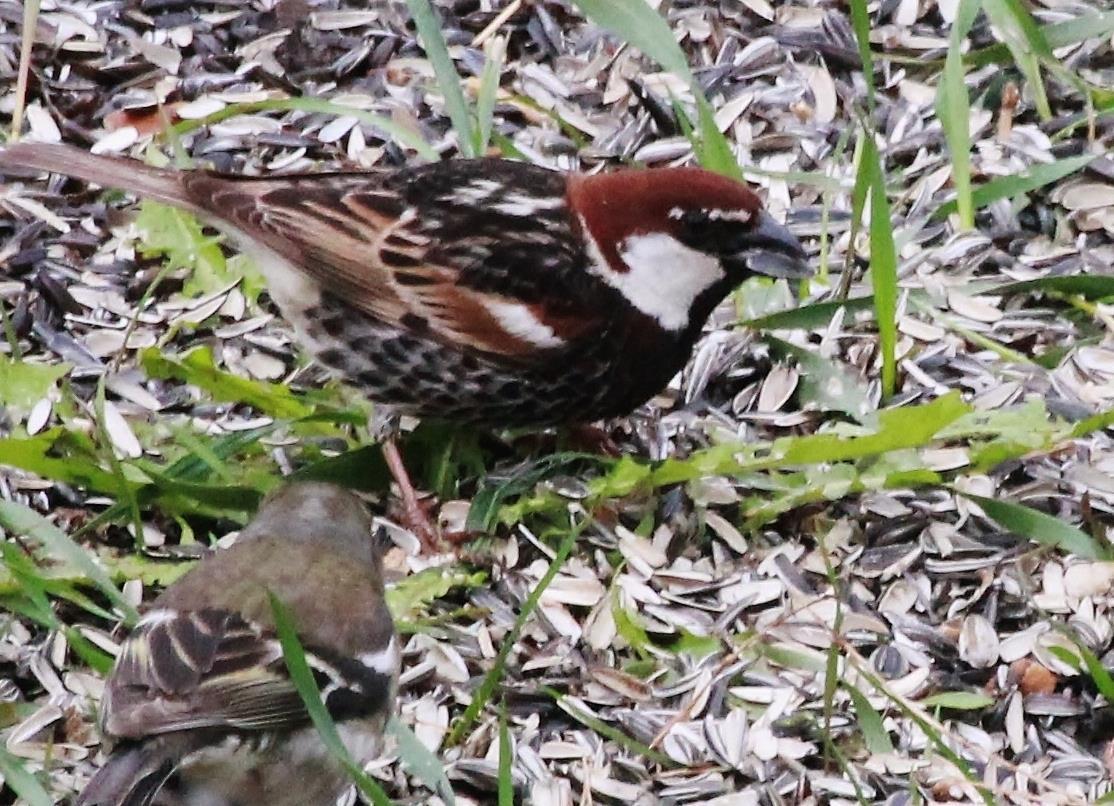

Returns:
104,610,305,739
182,163,604,361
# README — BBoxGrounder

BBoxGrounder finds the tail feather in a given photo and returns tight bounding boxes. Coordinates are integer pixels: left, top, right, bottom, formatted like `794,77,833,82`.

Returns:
0,142,196,213
77,738,191,806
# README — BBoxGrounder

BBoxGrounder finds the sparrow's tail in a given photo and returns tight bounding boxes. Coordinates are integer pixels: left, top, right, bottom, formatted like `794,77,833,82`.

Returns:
0,142,199,214
76,736,195,806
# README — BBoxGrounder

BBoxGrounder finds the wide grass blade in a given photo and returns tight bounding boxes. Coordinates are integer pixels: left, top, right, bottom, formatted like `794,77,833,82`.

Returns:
859,135,899,399
0,745,52,806
0,500,139,624
983,0,1052,119
933,154,1095,219
385,718,456,805
936,0,982,230
843,683,895,754
570,0,741,179
405,0,479,157
270,593,396,806
959,493,1110,560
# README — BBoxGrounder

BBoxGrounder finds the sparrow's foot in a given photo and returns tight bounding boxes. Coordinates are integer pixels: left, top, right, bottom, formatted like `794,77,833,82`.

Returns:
565,423,622,457
381,438,444,553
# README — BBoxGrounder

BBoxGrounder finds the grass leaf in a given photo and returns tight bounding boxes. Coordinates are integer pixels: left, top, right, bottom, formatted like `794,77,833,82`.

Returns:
843,683,895,754
0,499,139,624
983,0,1052,119
919,691,995,710
498,702,514,806
474,37,505,155
934,154,1095,219
446,516,585,746
0,744,52,806
167,98,436,161
569,0,692,81
959,493,1110,560
847,0,876,106
936,0,981,230
269,593,395,806
385,717,456,805
990,272,1114,300
570,0,740,179
861,135,899,399
405,0,478,156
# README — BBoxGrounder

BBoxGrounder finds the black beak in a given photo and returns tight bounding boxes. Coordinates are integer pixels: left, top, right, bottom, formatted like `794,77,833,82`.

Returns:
738,212,811,280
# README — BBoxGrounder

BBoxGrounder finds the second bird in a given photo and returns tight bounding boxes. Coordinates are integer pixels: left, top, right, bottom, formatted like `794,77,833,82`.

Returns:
77,482,398,806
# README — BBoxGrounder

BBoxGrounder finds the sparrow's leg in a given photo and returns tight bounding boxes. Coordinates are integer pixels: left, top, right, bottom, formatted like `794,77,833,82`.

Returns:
370,409,442,553
565,423,622,457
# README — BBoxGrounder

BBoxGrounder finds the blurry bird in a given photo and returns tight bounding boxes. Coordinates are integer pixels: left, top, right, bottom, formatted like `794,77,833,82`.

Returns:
0,143,810,548
77,481,398,806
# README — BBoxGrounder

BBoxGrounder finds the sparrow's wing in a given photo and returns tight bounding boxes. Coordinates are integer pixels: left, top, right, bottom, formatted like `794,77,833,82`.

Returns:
0,144,610,362
183,158,608,361
101,608,390,740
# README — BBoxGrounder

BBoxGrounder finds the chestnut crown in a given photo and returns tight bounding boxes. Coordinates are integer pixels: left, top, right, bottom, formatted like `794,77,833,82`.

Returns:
567,166,810,331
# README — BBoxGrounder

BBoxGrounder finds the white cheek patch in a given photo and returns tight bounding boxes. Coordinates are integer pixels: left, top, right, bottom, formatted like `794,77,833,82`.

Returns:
482,298,566,348
586,230,725,331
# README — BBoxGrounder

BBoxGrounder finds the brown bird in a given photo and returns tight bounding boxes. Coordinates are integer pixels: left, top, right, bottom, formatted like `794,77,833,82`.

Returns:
0,143,809,546
77,481,398,806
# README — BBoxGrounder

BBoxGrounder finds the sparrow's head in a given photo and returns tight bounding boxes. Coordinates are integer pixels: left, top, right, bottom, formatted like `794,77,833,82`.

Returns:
568,166,810,332
240,481,378,566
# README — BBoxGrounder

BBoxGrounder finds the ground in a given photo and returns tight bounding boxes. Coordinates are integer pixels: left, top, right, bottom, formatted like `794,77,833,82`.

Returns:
1,1,1114,804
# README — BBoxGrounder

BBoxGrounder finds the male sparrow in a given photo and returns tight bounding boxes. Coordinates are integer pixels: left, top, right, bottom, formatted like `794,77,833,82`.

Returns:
0,143,810,545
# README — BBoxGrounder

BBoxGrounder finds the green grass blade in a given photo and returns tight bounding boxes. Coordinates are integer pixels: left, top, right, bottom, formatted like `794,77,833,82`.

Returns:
959,493,1110,560
543,688,677,767
569,0,692,80
94,377,146,552
497,702,514,806
385,718,456,805
474,37,505,155
919,691,994,710
966,12,1114,69
167,97,437,161
0,744,52,806
843,683,895,754
933,154,1095,219
0,500,139,624
405,0,478,157
936,0,982,230
847,0,876,107
269,593,395,806
983,0,1052,119
861,135,899,399
445,516,585,746
570,0,740,179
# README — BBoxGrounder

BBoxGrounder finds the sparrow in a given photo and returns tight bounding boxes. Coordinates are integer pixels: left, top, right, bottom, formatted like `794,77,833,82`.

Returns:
0,143,810,545
77,481,399,806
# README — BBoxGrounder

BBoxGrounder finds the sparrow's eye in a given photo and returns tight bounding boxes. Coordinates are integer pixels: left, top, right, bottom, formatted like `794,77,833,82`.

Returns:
672,208,752,254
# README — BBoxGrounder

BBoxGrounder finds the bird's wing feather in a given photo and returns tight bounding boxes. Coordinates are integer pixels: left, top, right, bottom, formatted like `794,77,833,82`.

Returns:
101,608,384,740
182,159,606,361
